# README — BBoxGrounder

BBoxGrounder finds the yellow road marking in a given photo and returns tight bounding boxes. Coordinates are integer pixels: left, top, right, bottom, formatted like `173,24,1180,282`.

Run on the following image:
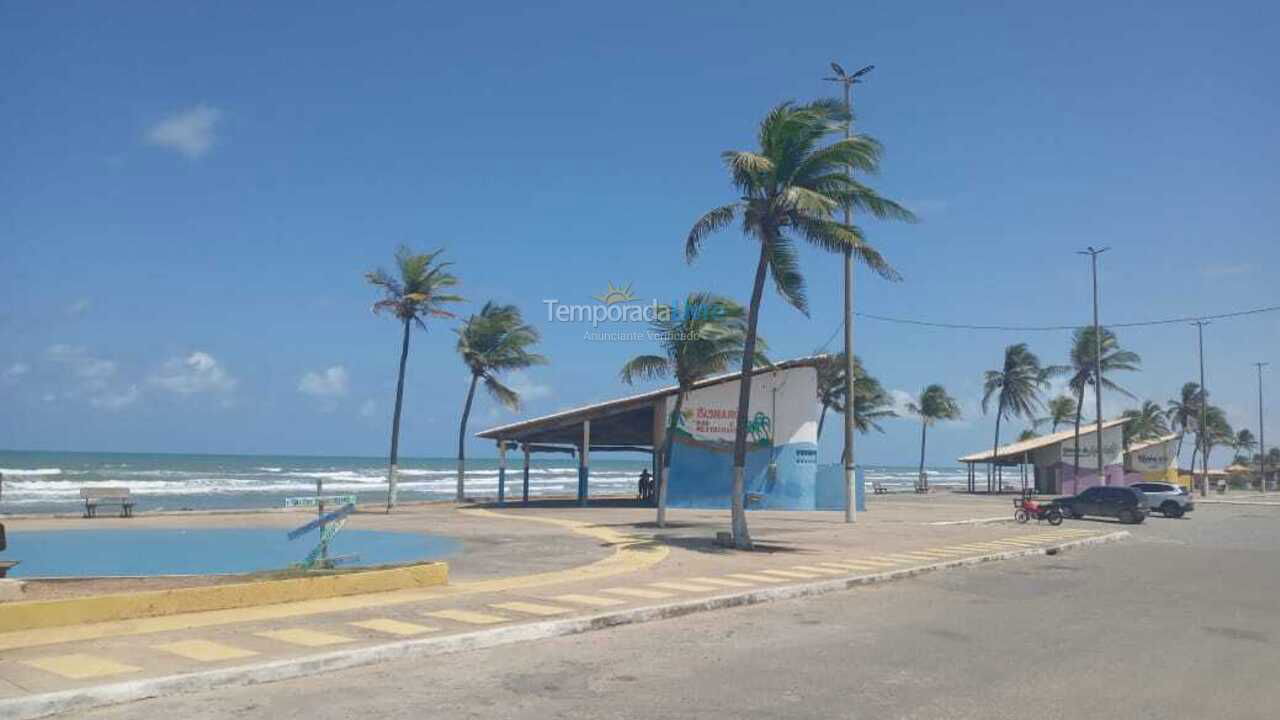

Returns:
490,601,571,617
256,628,354,647
153,639,258,662
915,549,967,557
602,587,674,600
425,609,509,625
22,654,140,679
816,562,880,572
725,573,787,584
848,558,898,567
687,576,754,588
759,569,820,579
349,618,438,636
550,593,626,607
791,565,846,575
649,581,718,592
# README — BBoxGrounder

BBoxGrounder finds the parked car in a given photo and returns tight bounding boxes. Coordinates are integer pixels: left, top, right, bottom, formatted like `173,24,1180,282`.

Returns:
1054,486,1149,524
1129,481,1194,518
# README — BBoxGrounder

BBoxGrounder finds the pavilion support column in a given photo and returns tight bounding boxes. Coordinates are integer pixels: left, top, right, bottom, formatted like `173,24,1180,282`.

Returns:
578,420,591,507
522,444,531,505
497,440,507,507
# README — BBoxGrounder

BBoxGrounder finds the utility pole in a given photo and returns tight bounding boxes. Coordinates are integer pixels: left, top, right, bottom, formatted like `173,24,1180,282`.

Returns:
1255,362,1269,492
1192,320,1211,497
825,61,874,523
1077,247,1109,483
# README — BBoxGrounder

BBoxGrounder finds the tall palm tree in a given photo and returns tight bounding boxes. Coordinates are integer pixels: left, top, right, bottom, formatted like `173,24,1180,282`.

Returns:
367,247,462,511
1234,428,1257,461
620,293,760,527
816,353,895,439
1036,395,1077,433
455,302,546,502
905,384,961,492
685,100,914,548
1166,382,1204,460
1049,327,1140,483
1018,429,1041,442
1200,406,1234,480
1121,400,1171,447
982,344,1049,492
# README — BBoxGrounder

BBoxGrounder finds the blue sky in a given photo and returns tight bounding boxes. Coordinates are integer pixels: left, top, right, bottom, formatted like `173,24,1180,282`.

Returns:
2,1,1277,467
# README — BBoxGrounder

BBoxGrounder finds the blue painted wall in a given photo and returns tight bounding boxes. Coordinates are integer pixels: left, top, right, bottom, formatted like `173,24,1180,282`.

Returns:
664,438,825,510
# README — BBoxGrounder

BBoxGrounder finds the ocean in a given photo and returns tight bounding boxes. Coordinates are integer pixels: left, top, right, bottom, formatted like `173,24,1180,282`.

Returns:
0,450,971,514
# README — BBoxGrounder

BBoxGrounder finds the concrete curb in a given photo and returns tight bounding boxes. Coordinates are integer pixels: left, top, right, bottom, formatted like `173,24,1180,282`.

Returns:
0,531,1130,720
1199,499,1280,507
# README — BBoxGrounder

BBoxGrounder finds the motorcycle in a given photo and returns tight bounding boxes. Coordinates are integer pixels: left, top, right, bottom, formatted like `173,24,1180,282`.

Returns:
1014,492,1063,525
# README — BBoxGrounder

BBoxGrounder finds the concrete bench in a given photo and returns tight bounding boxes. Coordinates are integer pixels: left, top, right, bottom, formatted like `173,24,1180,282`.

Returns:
81,487,135,518
0,561,17,578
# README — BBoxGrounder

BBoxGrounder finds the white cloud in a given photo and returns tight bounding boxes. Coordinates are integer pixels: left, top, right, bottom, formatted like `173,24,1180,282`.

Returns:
889,389,916,418
298,365,350,398
505,370,552,403
145,104,221,159
3,362,29,381
90,385,140,411
67,298,91,317
150,351,237,394
359,399,377,418
47,345,116,386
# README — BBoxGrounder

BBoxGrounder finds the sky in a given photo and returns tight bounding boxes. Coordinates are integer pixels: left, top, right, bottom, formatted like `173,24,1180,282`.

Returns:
2,1,1278,468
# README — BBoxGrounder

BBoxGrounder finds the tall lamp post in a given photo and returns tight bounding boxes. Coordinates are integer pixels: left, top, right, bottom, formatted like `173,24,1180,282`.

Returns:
1192,320,1211,496
825,61,874,524
1255,362,1269,492
1077,247,1109,483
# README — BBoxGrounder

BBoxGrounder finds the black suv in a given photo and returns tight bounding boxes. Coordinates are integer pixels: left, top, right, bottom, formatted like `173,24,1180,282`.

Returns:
1054,486,1149,524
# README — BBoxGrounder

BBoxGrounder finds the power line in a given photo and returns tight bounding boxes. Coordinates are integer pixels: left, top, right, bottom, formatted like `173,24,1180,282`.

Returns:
845,303,1280,333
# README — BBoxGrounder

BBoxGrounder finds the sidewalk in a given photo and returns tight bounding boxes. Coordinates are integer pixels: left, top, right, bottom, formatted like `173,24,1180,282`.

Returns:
0,494,1124,717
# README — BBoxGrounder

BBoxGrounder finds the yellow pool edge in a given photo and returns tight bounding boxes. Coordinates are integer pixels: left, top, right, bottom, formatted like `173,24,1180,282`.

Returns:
0,561,449,633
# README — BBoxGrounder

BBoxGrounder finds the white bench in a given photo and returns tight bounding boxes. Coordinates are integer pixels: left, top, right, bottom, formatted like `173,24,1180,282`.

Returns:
81,487,135,518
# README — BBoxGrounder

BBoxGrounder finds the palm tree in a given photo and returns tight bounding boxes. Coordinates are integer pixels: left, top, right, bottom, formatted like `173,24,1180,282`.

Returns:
905,385,961,492
620,293,759,527
1235,428,1257,458
1018,429,1041,442
1200,406,1234,485
816,353,896,439
982,344,1049,492
685,100,914,548
1121,400,1171,447
367,247,462,511
1166,382,1204,461
1036,395,1077,433
1049,327,1140,483
455,302,546,502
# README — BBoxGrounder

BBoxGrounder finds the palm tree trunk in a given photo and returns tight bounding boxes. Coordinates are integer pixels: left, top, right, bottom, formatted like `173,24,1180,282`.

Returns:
457,373,479,503
1071,385,1085,488
386,316,412,512
729,242,771,550
991,412,1003,494
657,391,686,528
918,419,928,492
817,403,828,440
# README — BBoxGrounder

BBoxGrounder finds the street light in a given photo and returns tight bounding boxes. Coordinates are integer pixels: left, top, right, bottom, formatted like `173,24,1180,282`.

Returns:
1192,320,1211,496
1255,362,1269,492
825,61,874,523
1077,246,1109,483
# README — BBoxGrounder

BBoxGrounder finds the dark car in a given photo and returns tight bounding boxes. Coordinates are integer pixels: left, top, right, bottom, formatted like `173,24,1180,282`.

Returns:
1054,486,1149,524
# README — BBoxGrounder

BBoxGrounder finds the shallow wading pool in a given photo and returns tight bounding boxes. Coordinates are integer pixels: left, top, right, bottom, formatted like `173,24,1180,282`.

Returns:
0,528,461,577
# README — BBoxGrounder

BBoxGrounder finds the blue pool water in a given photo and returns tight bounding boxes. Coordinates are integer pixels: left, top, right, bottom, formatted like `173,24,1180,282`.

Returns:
0,528,461,577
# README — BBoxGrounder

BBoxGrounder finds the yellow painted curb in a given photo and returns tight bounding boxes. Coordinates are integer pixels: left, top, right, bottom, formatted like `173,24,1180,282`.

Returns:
0,562,448,633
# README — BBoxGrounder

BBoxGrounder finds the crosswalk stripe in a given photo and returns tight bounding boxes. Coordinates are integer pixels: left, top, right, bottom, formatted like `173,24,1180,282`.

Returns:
551,593,627,607
791,565,847,575
256,628,354,647
424,609,508,625
759,569,821,579
153,639,258,661
725,573,787,584
22,654,140,679
490,601,571,617
349,618,438,636
849,558,899,567
602,587,675,600
688,576,754,588
816,562,880,572
650,581,719,592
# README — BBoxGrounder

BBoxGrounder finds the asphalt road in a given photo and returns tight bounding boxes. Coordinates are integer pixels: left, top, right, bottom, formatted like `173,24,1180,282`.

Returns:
80,505,1280,720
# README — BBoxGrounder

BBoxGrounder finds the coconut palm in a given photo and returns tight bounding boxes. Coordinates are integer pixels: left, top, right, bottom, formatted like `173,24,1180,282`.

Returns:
367,247,462,511
1036,395,1078,433
816,353,896,439
1121,400,1171,447
905,384,962,492
1200,406,1234,487
982,344,1049,492
1048,327,1141,482
1018,429,1041,442
620,293,761,527
455,302,546,502
1166,382,1205,461
1235,428,1258,457
685,100,914,548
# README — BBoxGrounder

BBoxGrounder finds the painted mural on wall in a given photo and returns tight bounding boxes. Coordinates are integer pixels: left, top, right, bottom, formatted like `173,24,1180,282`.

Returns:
661,365,821,510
